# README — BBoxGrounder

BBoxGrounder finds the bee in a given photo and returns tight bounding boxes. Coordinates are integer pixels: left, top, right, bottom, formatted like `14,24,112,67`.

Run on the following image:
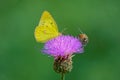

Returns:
78,29,88,47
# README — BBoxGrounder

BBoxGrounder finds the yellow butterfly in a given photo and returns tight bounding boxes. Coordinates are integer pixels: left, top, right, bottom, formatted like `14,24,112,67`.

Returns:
34,11,61,43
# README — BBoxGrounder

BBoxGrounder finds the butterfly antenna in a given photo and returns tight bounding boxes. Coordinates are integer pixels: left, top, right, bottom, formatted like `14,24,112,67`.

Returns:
61,28,67,34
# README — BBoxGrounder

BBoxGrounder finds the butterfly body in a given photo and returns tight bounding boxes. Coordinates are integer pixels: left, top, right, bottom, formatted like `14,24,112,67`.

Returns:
34,11,61,43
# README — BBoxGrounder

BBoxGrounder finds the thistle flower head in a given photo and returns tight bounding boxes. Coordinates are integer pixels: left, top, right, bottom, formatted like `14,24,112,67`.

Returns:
43,35,83,57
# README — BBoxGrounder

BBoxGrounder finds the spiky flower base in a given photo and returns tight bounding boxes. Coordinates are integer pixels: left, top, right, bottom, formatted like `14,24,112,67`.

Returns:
53,55,73,74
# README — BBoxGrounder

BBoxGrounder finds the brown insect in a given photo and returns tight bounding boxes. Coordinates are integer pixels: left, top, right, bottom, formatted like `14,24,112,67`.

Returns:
78,29,88,47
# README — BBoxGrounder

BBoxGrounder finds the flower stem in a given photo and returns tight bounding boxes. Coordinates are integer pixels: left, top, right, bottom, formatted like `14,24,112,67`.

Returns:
61,72,65,80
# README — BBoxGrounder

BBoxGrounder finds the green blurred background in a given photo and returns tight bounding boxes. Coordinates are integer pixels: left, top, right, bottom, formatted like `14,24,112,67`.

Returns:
0,0,120,80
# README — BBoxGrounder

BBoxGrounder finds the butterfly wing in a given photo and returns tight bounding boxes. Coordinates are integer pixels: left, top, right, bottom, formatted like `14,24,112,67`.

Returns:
38,11,58,31
34,11,60,43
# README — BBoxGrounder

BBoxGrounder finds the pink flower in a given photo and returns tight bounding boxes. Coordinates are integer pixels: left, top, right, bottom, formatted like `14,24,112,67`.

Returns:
43,35,83,57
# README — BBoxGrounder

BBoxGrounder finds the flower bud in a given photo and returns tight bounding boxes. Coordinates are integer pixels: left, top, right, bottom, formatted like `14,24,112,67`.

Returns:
53,55,73,74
